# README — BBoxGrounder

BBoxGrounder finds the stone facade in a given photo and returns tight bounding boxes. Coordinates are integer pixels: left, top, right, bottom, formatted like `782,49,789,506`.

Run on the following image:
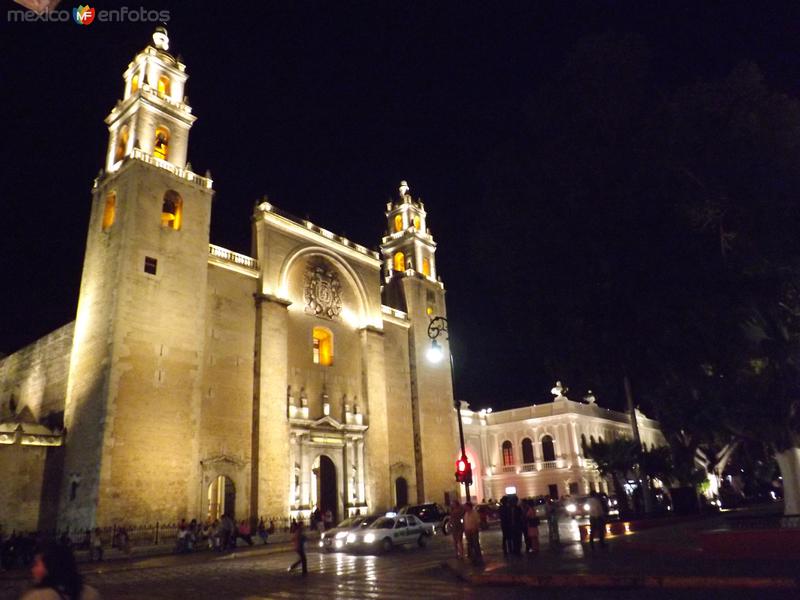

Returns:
0,30,459,532
460,394,666,502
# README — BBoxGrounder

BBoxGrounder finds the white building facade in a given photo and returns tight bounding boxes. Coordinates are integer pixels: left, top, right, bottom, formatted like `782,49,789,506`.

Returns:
460,390,666,502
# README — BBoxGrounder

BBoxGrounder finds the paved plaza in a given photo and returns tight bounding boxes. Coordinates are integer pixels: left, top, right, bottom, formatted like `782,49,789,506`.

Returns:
1,517,795,600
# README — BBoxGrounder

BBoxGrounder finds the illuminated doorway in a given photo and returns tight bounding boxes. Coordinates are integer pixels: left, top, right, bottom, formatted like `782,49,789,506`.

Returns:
208,475,235,521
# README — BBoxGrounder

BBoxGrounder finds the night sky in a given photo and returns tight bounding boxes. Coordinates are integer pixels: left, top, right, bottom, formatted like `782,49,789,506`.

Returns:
3,1,800,412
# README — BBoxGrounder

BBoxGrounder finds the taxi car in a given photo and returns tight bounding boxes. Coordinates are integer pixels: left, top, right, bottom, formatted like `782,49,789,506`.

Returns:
319,515,378,552
345,514,433,553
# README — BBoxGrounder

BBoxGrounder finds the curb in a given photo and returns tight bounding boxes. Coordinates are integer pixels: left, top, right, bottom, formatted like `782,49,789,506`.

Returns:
441,562,799,590
0,543,294,582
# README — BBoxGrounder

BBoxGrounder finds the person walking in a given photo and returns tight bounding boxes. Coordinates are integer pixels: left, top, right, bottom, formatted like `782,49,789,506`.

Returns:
287,523,308,575
21,543,101,600
463,503,482,565
586,491,607,549
449,500,465,558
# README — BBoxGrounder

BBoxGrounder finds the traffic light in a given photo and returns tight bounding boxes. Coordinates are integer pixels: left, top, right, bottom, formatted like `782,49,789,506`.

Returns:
455,456,473,485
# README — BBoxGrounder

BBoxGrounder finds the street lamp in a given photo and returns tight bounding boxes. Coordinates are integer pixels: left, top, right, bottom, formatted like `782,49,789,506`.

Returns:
426,339,444,363
426,316,471,502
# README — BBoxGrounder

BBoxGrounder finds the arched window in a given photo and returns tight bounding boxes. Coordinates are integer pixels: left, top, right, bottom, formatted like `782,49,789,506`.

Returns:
422,257,431,277
541,435,556,462
501,440,514,466
413,214,421,229
154,126,169,160
312,327,333,366
161,190,183,230
157,75,171,97
521,437,535,464
101,192,116,231
394,214,403,232
130,74,139,94
393,252,405,272
114,124,129,163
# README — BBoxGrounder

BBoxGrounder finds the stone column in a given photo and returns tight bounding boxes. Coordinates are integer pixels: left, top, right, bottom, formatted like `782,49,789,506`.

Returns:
360,326,391,511
253,294,291,519
357,438,366,504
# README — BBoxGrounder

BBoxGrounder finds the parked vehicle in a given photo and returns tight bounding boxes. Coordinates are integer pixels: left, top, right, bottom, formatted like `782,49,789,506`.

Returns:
476,502,500,529
398,503,452,534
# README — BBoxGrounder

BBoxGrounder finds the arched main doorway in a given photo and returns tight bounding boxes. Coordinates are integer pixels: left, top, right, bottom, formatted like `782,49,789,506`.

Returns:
208,475,235,521
313,455,338,524
395,477,409,508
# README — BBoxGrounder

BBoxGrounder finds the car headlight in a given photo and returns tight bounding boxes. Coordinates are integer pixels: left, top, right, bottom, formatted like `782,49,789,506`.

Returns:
583,503,590,512
346,533,356,543
566,503,577,513
335,531,348,539
364,533,376,544
335,540,343,548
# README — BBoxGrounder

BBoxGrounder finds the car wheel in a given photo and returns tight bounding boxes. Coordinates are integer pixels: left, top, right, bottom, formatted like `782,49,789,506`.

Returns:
417,534,428,548
381,538,393,553
443,519,452,535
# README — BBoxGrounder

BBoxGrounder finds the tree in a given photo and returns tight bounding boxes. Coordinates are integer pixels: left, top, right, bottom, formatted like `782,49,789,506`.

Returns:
582,437,638,514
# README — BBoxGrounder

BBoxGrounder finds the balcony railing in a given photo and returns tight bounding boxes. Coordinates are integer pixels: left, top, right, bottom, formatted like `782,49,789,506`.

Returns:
208,244,259,276
129,148,213,189
520,463,537,473
541,460,558,470
500,465,517,474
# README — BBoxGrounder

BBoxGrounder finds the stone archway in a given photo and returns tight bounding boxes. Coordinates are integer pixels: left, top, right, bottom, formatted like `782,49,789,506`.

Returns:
313,455,338,524
395,476,409,508
208,475,236,521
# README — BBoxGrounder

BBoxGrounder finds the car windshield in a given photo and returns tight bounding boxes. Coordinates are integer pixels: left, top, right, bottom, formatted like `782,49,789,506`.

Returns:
358,516,378,527
335,518,356,528
369,517,395,529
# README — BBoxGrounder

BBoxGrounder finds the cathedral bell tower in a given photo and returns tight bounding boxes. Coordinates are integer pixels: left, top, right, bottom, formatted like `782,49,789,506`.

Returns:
381,181,437,282
105,26,195,174
60,28,213,531
380,182,458,505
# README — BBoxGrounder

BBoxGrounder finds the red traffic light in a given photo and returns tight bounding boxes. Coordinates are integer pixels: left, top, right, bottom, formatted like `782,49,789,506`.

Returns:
456,458,468,473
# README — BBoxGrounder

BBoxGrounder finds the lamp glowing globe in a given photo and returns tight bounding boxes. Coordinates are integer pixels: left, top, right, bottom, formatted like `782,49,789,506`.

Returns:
426,340,444,363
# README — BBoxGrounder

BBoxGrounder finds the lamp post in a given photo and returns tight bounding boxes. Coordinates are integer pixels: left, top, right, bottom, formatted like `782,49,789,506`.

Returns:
426,315,471,502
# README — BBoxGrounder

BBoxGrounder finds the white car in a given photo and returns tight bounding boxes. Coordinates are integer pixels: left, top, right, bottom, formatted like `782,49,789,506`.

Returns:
344,514,433,553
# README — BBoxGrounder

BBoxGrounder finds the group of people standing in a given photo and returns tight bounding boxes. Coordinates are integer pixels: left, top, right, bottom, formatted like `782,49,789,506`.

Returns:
448,495,564,564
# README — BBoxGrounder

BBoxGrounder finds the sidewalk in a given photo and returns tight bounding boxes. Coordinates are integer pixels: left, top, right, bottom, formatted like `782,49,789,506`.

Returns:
442,513,800,590
0,535,298,582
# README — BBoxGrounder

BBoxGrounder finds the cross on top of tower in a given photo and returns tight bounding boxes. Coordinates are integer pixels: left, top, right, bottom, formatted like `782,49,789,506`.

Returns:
399,180,410,198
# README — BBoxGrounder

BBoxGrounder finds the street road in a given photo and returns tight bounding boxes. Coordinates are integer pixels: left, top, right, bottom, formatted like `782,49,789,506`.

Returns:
0,526,789,599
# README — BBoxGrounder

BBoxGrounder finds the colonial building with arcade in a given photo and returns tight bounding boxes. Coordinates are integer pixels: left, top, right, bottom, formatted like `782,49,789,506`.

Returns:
0,29,460,532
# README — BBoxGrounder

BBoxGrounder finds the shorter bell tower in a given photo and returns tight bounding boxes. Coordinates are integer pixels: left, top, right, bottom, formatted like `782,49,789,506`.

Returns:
381,181,437,282
105,26,195,172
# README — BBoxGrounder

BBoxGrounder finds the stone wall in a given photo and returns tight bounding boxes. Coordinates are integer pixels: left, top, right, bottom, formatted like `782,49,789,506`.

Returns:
198,266,256,522
0,444,49,532
0,322,74,422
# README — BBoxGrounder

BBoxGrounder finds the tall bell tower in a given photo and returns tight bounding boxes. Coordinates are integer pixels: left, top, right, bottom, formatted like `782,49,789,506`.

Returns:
60,28,214,530
381,182,458,505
